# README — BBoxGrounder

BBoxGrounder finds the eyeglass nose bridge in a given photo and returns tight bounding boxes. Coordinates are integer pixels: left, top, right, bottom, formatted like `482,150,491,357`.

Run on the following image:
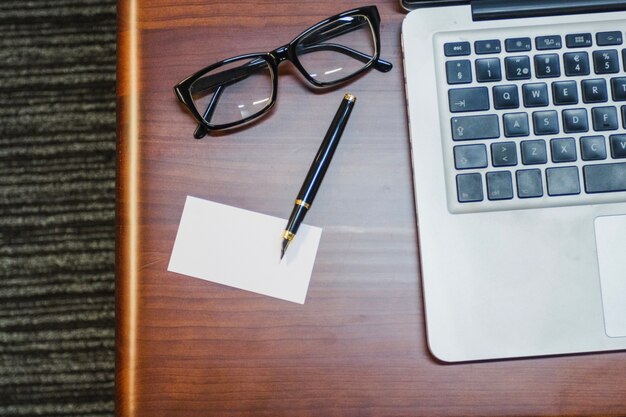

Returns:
270,45,290,63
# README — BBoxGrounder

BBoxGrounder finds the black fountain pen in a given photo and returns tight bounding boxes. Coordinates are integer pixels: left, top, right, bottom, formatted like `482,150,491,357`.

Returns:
280,93,356,260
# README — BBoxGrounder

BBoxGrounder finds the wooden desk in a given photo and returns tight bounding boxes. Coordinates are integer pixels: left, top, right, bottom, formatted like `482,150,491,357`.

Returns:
116,1,626,415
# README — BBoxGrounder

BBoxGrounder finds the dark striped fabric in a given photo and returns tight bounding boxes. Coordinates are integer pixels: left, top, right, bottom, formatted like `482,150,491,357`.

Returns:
0,1,116,415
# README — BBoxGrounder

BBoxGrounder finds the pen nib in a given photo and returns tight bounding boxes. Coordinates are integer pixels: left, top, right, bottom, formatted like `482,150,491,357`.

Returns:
280,239,290,261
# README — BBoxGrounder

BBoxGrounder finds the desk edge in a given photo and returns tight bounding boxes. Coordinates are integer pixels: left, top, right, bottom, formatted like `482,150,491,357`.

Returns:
116,0,140,415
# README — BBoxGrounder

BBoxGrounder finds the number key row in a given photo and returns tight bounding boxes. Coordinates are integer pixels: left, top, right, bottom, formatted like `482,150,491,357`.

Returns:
446,50,625,84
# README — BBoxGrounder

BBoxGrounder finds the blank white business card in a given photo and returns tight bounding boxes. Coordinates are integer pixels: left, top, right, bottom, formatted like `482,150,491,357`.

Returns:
168,196,322,304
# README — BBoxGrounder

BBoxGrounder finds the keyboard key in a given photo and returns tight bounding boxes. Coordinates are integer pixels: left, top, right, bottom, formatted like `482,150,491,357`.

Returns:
563,108,589,133
582,79,608,103
552,81,578,105
505,37,532,52
536,35,562,50
584,162,626,193
580,135,607,161
456,173,483,202
503,112,529,137
451,115,500,141
475,39,501,54
522,83,549,107
566,33,592,48
444,42,471,56
592,106,618,131
593,50,620,74
564,52,590,76
475,58,502,82
491,142,518,167
535,54,561,78
493,85,519,109
521,140,547,165
610,134,626,158
505,56,531,80
533,110,559,135
486,171,514,200
448,87,490,113
516,169,543,198
550,137,577,162
546,167,580,196
622,106,626,128
596,31,623,46
454,144,488,169
611,77,626,101
446,60,472,84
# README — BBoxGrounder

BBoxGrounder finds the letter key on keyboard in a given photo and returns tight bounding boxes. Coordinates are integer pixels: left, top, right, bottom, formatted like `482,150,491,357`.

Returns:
493,85,519,109
610,134,626,158
580,135,607,160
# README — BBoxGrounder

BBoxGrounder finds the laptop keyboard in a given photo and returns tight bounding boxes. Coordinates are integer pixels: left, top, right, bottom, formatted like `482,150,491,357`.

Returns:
440,28,626,211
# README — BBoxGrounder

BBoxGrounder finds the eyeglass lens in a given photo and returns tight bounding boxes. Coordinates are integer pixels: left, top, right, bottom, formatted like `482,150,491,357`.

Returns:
296,15,376,84
190,57,274,127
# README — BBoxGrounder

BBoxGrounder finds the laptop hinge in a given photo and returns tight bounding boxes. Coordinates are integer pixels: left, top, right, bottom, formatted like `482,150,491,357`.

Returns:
472,0,626,21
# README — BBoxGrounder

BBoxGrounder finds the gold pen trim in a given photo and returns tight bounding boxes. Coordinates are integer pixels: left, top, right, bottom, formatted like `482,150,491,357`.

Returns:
295,199,310,209
282,230,295,241
343,93,356,103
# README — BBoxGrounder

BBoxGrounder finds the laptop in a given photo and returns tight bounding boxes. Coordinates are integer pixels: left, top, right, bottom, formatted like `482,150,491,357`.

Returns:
401,0,626,362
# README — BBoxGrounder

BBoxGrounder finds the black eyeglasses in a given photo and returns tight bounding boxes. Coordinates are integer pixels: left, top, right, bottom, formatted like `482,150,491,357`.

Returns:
173,5,392,138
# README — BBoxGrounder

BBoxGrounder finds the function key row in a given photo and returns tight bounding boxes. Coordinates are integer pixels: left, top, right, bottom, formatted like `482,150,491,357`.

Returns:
444,31,624,56
446,51,624,84
449,80,626,113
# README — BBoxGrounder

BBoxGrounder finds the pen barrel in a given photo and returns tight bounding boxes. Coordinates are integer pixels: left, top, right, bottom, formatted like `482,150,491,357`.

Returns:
296,94,356,204
284,203,308,236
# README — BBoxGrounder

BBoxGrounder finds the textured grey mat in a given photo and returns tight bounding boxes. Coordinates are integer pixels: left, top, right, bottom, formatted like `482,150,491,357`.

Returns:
0,1,116,415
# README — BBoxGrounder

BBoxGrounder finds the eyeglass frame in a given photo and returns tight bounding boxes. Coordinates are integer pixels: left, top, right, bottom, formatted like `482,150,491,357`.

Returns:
173,5,393,137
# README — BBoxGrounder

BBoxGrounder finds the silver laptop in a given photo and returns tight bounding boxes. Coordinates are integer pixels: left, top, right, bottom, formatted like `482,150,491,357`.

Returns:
401,0,626,362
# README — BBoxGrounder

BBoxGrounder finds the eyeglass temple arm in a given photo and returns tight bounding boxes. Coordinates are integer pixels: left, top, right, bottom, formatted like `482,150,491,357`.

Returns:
297,42,392,72
300,19,367,48
193,85,224,139
190,59,266,95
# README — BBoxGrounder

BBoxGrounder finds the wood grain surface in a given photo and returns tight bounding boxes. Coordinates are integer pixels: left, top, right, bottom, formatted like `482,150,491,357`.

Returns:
116,1,626,416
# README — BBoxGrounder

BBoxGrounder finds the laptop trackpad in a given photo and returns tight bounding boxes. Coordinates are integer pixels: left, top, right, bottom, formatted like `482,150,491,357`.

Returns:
595,215,626,338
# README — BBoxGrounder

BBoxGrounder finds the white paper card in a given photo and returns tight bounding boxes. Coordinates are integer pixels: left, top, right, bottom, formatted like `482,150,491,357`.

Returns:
168,196,322,304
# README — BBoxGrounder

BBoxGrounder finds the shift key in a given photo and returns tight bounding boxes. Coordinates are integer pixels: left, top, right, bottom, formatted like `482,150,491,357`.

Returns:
451,114,500,140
